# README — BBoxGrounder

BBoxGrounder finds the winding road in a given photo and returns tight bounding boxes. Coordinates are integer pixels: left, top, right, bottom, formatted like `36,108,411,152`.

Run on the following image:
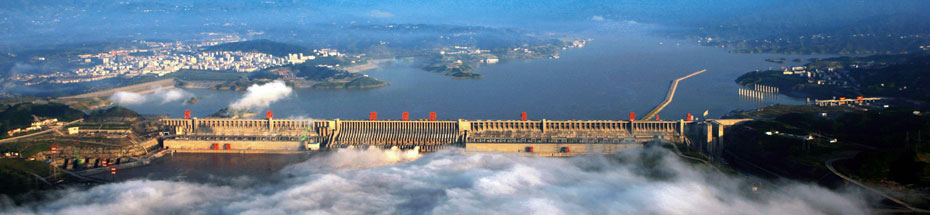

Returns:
826,155,930,213
0,119,83,144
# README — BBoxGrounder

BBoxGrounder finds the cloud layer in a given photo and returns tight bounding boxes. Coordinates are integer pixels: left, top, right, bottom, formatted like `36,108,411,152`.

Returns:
369,10,395,18
2,147,869,215
108,88,191,105
108,91,147,105
229,80,293,111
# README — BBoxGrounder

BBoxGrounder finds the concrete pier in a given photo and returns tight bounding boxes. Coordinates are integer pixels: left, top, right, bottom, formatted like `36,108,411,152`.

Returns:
641,69,706,121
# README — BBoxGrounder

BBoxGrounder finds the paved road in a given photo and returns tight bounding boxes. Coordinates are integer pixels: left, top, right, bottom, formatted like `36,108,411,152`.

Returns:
0,119,83,144
826,155,930,213
663,138,721,172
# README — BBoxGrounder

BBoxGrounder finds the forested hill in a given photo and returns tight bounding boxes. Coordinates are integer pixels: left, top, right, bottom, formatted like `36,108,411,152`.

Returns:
0,103,84,137
86,106,141,122
736,52,930,103
852,53,930,102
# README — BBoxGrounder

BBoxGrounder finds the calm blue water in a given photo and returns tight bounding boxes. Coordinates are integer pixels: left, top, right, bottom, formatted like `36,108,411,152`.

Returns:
122,28,823,121
100,25,830,184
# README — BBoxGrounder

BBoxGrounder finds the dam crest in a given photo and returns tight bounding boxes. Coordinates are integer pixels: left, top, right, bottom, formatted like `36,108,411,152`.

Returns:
160,113,745,156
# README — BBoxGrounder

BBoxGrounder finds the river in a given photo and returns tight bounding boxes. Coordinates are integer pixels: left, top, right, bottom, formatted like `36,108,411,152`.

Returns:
104,25,835,182
122,27,824,121
9,25,873,215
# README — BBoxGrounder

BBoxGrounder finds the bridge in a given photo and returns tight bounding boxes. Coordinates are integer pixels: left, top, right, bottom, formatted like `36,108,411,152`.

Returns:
159,112,739,156
641,69,706,121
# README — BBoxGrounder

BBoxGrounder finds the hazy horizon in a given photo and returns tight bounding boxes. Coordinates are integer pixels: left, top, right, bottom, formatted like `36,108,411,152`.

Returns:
2,0,929,50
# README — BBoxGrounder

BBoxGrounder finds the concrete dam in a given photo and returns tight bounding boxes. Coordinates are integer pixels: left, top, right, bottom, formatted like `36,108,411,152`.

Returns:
159,70,730,156
160,112,739,156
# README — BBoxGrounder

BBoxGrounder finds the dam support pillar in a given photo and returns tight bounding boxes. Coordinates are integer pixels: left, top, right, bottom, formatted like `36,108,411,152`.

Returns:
679,120,685,142
268,120,274,134
457,119,471,133
458,119,471,143
328,119,340,145
192,118,199,133
713,122,725,158
629,112,636,135
541,119,547,133
704,123,714,156
267,111,275,133
629,121,636,135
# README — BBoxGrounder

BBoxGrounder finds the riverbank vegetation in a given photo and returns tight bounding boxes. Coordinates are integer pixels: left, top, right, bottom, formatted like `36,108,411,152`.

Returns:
0,158,55,197
0,103,84,137
737,52,930,104
724,105,930,207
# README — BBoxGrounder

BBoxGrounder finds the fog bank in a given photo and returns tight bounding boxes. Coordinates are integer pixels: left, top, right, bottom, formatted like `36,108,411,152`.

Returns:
1,147,868,215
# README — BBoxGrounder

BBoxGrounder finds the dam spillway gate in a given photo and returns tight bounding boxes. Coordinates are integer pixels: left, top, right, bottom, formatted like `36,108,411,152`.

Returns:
161,117,730,155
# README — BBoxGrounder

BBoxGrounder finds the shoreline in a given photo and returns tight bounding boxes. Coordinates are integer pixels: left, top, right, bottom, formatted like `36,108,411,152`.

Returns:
59,78,176,99
343,58,392,73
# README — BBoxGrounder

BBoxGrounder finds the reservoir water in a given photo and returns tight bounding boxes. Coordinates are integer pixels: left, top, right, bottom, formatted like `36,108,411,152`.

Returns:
122,27,822,121
106,26,832,182
12,26,873,215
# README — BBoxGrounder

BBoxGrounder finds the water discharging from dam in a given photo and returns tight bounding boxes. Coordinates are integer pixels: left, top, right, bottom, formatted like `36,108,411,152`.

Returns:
22,25,858,215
